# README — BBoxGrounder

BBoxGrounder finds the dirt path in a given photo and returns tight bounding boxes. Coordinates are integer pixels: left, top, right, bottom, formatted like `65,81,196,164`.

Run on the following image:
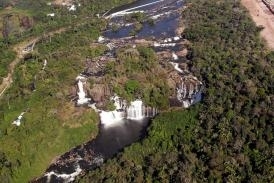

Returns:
241,0,274,50
0,28,67,98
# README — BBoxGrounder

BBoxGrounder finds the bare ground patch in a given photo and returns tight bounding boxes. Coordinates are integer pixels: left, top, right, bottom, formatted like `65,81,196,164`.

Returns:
52,0,73,6
241,0,274,50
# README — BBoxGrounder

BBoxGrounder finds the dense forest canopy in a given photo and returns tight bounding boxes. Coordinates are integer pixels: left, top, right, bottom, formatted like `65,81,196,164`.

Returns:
79,0,273,182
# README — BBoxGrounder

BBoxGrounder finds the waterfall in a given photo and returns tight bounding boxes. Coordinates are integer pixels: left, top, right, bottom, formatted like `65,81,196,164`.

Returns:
176,77,203,108
182,82,187,98
111,95,125,110
98,36,105,43
12,112,25,126
127,100,144,120
188,84,194,98
172,52,179,60
170,62,183,73
76,76,91,105
42,59,47,70
182,100,191,108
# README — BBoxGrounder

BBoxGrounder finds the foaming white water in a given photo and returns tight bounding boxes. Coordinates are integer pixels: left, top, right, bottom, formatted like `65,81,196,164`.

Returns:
100,110,125,126
127,100,144,120
68,4,76,11
98,36,105,43
44,156,104,183
108,10,144,18
42,59,47,70
153,42,176,47
181,91,202,108
46,166,81,182
106,0,164,19
151,11,171,19
173,36,181,41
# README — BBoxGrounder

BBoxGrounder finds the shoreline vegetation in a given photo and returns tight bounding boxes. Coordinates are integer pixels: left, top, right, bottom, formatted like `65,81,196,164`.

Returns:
79,0,273,182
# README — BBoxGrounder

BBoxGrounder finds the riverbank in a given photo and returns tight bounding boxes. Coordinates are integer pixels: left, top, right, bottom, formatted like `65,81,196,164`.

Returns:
241,0,274,49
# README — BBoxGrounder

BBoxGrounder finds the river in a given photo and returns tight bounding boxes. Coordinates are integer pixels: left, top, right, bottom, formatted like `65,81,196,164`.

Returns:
33,0,188,182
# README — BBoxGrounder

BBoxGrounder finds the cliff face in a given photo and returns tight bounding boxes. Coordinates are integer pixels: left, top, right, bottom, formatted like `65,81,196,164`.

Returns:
88,84,112,107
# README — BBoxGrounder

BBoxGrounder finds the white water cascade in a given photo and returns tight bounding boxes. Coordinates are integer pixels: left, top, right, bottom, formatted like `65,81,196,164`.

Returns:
12,112,25,126
76,76,91,105
98,95,124,126
99,96,125,126
170,62,183,73
176,78,203,108
45,165,82,182
97,95,158,126
127,100,144,120
172,52,179,60
153,42,176,47
42,59,47,70
105,0,164,19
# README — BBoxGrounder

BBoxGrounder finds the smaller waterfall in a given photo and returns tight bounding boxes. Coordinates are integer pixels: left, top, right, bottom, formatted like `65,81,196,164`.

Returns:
172,52,179,60
176,77,203,108
98,36,105,43
12,112,25,126
76,76,91,105
188,84,194,98
111,95,125,110
170,62,183,73
42,59,47,70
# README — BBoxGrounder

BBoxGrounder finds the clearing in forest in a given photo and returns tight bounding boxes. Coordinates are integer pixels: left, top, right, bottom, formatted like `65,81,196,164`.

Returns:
241,0,274,50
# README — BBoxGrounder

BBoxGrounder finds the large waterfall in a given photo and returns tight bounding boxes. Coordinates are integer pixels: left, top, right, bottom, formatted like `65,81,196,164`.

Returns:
98,96,157,126
127,100,145,120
